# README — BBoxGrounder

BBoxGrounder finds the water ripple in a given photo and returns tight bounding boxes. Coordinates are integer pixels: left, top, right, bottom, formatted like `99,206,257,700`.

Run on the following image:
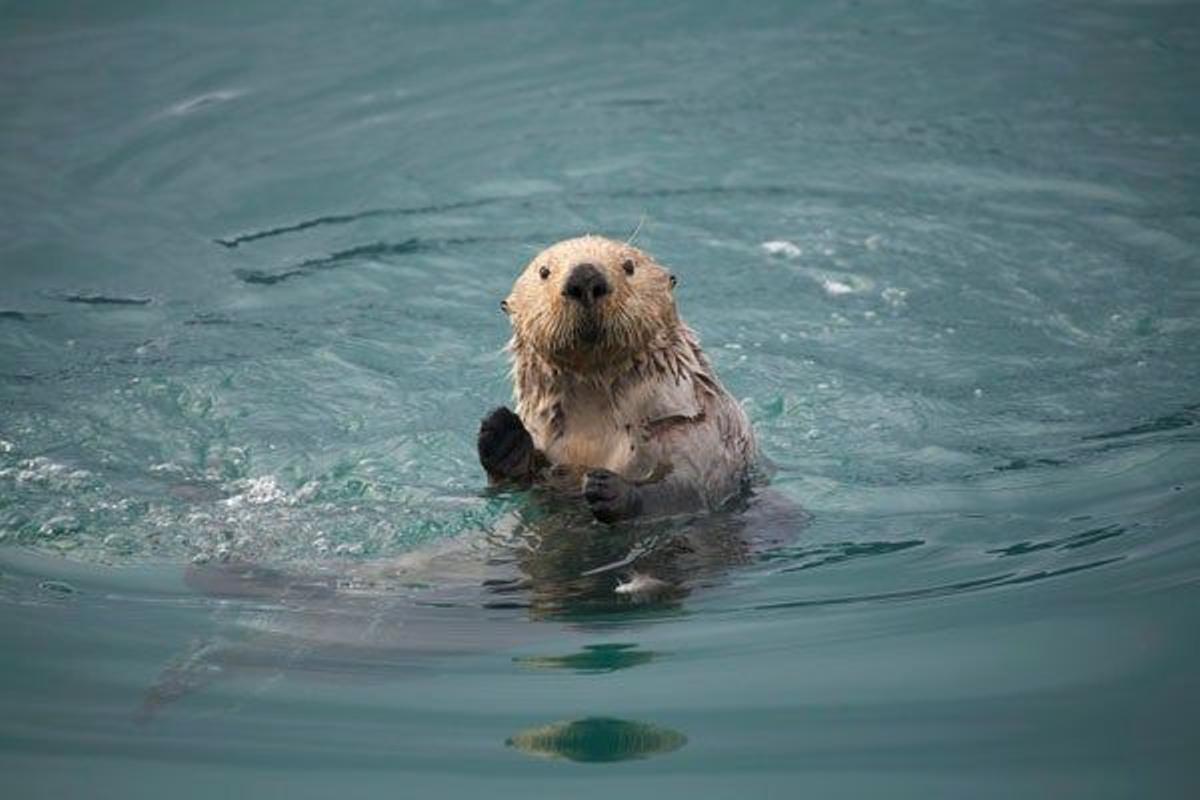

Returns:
749,557,1125,612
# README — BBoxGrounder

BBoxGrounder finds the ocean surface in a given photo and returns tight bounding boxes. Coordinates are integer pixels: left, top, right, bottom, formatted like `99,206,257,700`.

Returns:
2,0,1199,796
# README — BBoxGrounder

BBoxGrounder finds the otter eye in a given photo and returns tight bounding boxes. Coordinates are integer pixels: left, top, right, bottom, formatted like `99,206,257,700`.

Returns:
500,299,510,314
622,259,635,276
669,275,677,288
538,265,550,280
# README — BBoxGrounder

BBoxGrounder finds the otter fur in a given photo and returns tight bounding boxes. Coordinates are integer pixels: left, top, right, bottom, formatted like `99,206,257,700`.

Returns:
478,235,756,522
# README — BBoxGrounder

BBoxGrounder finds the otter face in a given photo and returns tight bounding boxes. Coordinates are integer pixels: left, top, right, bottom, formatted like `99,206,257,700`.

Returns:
503,235,679,368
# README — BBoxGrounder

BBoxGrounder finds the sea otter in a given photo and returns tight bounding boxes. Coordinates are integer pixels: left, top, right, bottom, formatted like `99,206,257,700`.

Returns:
140,239,779,716
478,235,757,522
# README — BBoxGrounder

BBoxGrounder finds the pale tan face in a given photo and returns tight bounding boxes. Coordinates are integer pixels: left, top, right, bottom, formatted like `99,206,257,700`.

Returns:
503,235,679,368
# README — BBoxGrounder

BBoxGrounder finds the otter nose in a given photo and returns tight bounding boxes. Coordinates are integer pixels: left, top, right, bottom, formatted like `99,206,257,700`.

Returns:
562,263,610,307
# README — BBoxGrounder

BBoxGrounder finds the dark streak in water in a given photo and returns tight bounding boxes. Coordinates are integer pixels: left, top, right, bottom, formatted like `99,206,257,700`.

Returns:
0,310,41,322
59,294,152,306
988,524,1126,557
297,238,425,267
482,600,531,610
1001,557,1125,585
213,198,496,248
234,268,307,286
994,457,1067,472
234,235,539,286
234,239,423,284
1083,404,1200,442
183,313,235,326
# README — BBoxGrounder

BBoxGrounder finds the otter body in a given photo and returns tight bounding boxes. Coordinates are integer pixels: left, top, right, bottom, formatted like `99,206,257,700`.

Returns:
479,235,756,522
144,253,769,714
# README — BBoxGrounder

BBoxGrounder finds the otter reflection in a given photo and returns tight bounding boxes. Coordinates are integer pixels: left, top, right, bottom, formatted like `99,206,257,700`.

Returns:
507,717,687,762
514,643,658,673
475,494,756,618
381,488,797,619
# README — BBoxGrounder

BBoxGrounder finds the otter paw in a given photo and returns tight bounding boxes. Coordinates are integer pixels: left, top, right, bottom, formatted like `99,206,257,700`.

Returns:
478,406,536,482
583,469,641,523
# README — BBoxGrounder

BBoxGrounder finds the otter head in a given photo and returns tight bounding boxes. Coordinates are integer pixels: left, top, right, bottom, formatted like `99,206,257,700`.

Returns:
502,235,679,372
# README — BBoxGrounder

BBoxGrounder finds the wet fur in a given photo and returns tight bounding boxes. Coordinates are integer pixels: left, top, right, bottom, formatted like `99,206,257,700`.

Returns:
488,235,756,519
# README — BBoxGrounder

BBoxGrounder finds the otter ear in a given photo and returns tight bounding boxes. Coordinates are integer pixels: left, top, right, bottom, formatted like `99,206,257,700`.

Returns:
500,299,511,315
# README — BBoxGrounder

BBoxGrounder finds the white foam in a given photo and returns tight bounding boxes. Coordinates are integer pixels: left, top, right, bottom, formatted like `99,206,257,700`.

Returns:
293,481,321,503
761,240,802,258
166,89,245,116
9,457,91,487
39,515,80,536
615,572,672,600
224,475,287,508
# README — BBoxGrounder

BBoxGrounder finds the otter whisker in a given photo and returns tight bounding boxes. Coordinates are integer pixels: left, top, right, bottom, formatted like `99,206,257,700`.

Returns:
625,214,647,246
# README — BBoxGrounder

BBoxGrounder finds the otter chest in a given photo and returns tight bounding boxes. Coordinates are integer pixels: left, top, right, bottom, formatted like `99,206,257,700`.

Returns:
535,375,705,479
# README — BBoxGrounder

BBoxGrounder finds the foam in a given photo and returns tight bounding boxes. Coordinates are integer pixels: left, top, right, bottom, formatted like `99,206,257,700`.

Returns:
760,240,802,258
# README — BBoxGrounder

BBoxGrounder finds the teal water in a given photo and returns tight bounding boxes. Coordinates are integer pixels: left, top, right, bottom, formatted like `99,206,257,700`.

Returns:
3,0,1200,796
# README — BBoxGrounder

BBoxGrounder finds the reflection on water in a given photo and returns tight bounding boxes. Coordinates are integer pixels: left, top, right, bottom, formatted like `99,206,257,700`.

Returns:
507,717,687,763
514,643,659,674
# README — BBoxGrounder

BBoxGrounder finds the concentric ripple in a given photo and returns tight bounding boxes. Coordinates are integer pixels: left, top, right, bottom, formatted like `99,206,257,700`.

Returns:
2,0,1199,797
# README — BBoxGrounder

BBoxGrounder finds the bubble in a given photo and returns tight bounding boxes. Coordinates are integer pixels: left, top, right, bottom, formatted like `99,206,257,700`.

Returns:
882,287,909,308
39,515,81,538
822,279,855,296
223,476,287,508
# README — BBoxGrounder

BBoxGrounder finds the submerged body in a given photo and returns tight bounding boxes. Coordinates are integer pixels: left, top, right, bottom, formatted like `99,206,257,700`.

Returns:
145,488,800,717
479,235,757,521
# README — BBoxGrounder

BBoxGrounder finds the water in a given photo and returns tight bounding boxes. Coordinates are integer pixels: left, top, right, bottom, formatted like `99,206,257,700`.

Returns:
3,0,1199,795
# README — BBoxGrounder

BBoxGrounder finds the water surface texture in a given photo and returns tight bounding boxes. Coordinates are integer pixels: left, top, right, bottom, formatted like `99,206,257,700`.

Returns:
3,1,1200,797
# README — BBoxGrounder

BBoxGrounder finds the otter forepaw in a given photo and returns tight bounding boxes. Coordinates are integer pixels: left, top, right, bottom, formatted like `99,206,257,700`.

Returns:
478,406,538,483
583,469,642,523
